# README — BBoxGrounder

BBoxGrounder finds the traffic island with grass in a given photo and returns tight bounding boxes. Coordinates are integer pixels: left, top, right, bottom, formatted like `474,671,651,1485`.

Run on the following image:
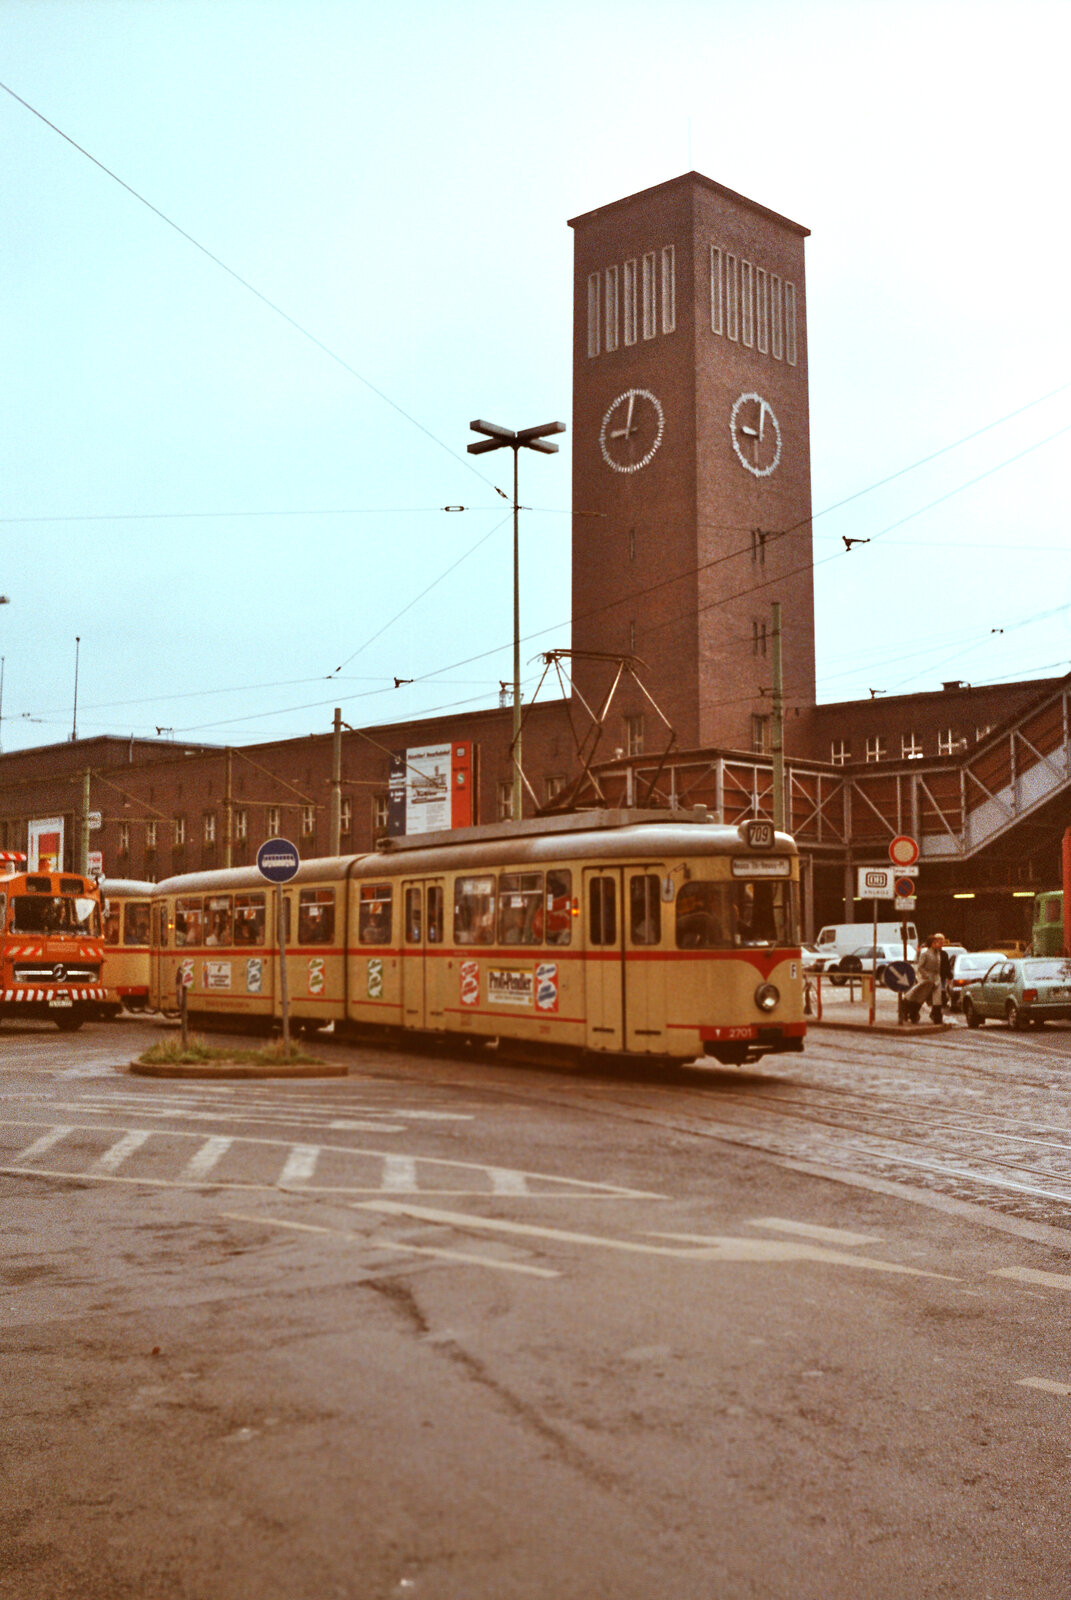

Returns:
130,1035,348,1079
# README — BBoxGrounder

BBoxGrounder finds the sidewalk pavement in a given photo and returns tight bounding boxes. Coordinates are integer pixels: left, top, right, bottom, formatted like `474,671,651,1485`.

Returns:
805,976,959,1038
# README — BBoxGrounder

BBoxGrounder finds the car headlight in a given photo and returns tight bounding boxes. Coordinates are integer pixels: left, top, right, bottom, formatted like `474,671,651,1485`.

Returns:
755,983,780,1012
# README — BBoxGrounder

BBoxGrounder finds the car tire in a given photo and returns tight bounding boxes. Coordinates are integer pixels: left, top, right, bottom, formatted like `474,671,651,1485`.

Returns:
1006,1000,1027,1031
963,997,984,1028
876,964,887,984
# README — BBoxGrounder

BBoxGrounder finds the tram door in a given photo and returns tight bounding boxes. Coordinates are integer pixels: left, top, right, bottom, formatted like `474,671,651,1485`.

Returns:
401,879,447,1031
624,867,667,1053
583,868,624,1051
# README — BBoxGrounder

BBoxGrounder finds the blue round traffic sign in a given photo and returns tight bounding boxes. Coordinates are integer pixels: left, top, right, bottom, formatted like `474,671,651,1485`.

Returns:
882,959,916,993
257,837,300,884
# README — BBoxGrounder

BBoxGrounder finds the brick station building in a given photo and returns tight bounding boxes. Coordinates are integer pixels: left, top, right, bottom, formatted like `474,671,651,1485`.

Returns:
4,172,1067,946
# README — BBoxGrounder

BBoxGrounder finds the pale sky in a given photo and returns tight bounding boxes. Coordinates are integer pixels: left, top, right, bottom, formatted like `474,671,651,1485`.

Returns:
2,0,1068,754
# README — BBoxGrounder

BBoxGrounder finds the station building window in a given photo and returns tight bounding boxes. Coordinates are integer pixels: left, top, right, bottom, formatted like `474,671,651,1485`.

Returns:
830,739,850,766
865,736,887,764
902,733,924,761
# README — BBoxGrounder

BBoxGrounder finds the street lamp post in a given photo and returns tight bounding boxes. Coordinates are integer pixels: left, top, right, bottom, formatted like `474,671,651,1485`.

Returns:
468,418,566,822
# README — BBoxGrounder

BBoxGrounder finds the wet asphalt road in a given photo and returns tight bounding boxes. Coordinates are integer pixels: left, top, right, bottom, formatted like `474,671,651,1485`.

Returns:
4,1015,1071,1598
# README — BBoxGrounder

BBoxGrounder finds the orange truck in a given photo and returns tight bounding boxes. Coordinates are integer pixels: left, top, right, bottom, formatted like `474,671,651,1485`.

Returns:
0,852,107,1031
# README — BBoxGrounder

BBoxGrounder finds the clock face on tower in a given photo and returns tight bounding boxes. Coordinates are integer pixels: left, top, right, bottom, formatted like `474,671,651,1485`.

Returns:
599,388,665,473
730,392,782,477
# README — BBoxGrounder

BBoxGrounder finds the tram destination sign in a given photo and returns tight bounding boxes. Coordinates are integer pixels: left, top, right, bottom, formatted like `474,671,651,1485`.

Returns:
257,838,300,884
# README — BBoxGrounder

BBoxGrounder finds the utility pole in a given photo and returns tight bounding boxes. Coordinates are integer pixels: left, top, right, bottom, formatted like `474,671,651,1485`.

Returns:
771,601,785,833
72,636,80,742
330,708,342,855
223,748,233,868
80,770,91,874
468,418,566,822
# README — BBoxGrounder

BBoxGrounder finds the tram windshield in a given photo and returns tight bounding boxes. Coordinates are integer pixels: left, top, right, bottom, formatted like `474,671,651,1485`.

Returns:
675,879,796,950
12,894,101,937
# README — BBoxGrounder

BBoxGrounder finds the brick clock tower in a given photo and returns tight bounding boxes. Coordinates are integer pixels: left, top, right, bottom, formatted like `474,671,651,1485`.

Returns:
568,172,816,759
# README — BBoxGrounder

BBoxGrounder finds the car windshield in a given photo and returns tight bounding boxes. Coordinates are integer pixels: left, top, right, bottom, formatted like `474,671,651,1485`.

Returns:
1024,960,1071,981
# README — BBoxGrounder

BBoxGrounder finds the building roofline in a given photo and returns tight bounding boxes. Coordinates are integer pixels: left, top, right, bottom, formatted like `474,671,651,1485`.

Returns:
568,171,809,238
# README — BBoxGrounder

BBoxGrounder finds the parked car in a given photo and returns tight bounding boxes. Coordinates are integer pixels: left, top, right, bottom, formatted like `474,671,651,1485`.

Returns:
948,950,1005,1011
827,942,917,986
962,957,1071,1029
802,943,836,975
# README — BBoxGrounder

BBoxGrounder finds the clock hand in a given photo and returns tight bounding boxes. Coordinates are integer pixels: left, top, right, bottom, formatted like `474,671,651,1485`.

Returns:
610,392,638,441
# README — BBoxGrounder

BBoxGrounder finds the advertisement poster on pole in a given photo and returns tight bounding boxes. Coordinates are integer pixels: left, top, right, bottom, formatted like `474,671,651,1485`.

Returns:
28,817,65,872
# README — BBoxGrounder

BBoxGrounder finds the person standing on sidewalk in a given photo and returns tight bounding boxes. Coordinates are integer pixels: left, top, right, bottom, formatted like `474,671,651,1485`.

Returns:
906,933,949,1024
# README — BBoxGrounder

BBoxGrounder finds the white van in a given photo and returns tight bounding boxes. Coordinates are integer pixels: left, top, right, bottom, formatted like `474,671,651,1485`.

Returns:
815,922,917,961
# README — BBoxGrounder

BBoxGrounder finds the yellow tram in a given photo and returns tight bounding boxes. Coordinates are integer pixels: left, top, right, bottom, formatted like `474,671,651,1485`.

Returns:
100,878,155,1016
148,810,805,1066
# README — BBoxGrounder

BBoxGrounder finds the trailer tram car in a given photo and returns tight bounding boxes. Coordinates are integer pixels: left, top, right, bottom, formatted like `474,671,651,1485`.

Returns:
148,811,805,1066
100,879,155,1017
0,852,107,1031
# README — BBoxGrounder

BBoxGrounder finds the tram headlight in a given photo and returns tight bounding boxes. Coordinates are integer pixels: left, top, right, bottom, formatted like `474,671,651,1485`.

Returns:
755,982,780,1012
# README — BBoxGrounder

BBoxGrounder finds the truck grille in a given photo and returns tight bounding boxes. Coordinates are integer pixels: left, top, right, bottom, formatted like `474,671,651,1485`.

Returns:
13,964,101,983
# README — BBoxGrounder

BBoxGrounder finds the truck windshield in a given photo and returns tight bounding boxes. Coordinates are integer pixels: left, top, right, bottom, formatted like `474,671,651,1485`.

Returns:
12,896,101,936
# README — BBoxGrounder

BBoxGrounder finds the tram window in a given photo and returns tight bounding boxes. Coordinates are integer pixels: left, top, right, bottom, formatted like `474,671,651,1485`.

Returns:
174,898,204,948
103,904,121,945
359,883,392,944
61,878,84,896
676,883,727,948
405,887,422,944
629,874,662,945
588,876,617,946
298,887,335,945
498,872,544,945
234,893,265,946
204,895,233,946
124,901,150,946
732,880,793,945
427,884,444,944
545,869,572,946
455,876,496,945
675,880,796,949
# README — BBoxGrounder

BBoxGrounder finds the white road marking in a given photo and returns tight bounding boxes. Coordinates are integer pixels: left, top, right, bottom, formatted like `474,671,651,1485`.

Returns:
746,1217,881,1246
1017,1377,1071,1396
14,1125,73,1163
221,1211,560,1278
0,1117,655,1196
91,1130,152,1174
182,1136,234,1182
381,1155,418,1192
277,1144,320,1186
489,1168,530,1196
358,1202,950,1276
992,1266,1071,1292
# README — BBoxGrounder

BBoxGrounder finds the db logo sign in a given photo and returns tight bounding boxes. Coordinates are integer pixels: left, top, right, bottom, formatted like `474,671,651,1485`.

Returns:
864,870,888,890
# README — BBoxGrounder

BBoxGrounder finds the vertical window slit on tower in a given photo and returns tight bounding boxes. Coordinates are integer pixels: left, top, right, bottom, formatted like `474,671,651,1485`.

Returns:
710,246,724,334
623,259,638,345
660,245,676,334
725,254,739,340
587,273,600,358
740,259,754,347
642,252,657,339
604,265,619,352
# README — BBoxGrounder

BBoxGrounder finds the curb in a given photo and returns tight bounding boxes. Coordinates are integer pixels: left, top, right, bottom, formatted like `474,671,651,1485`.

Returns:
129,1060,349,1080
806,1020,955,1038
